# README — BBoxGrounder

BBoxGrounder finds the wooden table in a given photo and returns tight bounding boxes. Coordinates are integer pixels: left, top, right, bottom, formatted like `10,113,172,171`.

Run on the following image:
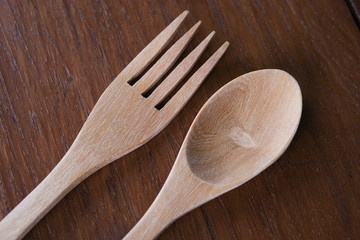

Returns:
1,0,359,239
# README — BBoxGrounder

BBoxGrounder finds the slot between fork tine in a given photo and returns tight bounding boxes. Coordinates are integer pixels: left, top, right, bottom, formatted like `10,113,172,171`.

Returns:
133,21,201,94
118,11,188,84
148,31,216,105
160,41,229,114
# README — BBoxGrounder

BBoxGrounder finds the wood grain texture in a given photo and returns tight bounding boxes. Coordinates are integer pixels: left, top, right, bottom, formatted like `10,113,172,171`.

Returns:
0,0,359,239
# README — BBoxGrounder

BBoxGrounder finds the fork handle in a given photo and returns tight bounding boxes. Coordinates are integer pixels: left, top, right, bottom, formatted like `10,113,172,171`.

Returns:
0,150,88,240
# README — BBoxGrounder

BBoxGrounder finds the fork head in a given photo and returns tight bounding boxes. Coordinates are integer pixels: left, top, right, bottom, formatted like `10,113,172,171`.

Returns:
71,11,229,169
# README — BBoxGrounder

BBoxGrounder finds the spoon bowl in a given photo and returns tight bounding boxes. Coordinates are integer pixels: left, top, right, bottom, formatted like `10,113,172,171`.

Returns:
124,69,302,240
186,69,302,185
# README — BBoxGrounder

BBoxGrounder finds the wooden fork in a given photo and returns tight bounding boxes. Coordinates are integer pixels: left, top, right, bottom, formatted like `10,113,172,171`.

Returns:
0,10,229,240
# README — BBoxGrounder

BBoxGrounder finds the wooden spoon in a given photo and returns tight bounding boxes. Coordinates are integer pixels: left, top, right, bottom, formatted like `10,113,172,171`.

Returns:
123,69,302,239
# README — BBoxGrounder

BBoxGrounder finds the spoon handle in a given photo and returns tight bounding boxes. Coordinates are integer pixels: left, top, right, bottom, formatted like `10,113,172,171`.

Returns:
123,188,175,240
123,156,215,240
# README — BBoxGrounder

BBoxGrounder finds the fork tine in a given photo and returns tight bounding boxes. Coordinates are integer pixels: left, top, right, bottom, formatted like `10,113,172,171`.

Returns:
133,21,201,94
148,31,215,105
161,41,229,114
118,11,189,83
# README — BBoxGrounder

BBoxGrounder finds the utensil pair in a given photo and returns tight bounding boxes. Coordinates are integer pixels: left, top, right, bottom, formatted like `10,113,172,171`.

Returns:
0,10,302,240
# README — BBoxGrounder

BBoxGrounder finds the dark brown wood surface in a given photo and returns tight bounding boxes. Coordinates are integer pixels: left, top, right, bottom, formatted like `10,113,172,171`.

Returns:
1,0,359,239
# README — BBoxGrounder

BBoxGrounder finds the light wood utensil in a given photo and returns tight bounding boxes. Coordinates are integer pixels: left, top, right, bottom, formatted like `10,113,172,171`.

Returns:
0,11,229,240
124,69,302,240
